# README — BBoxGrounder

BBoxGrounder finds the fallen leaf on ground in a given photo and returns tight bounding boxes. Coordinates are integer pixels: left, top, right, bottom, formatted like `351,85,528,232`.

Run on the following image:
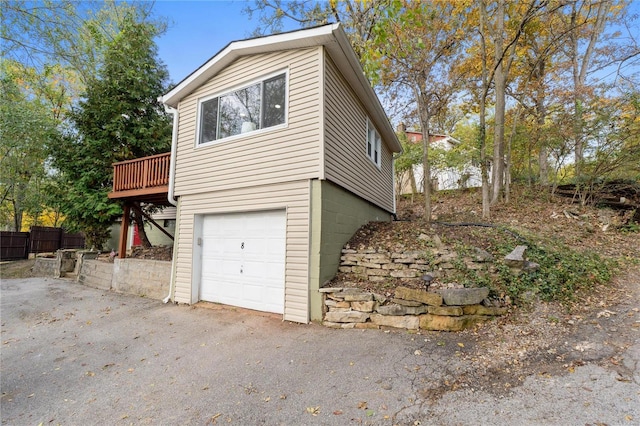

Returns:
205,413,221,425
306,406,320,416
358,401,368,409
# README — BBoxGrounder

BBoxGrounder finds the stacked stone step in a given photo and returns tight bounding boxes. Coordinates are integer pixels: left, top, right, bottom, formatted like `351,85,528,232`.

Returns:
321,285,507,332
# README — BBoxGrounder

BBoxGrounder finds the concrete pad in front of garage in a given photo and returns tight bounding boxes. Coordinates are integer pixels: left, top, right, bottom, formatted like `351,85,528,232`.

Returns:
1,278,430,425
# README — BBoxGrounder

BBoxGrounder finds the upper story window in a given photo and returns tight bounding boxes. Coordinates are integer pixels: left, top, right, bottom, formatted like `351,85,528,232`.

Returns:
367,119,381,167
198,72,287,145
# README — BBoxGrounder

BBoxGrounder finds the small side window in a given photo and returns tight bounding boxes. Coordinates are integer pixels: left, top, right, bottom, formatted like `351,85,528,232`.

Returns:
199,98,219,144
263,74,286,128
367,119,381,167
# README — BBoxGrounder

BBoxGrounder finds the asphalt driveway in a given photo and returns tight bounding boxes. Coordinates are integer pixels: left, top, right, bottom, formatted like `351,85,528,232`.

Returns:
1,277,638,425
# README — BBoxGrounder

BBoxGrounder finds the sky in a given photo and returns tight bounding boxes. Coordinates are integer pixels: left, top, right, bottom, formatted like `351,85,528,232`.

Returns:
151,0,640,88
152,1,297,85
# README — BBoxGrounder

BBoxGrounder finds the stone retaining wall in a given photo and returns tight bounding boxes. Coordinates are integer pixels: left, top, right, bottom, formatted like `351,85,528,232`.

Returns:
323,245,508,331
338,244,494,284
78,259,170,300
321,285,507,331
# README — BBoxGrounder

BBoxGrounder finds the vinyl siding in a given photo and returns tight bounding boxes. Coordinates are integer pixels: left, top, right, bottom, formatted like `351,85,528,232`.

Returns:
323,52,395,212
174,48,322,196
173,180,311,323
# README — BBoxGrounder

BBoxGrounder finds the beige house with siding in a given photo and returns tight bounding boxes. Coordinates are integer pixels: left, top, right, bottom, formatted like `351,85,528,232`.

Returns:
160,24,401,323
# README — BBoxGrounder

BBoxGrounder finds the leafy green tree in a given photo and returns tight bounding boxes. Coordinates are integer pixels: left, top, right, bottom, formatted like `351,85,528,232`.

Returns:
394,131,422,201
2,0,163,88
364,0,467,221
0,62,60,231
50,15,172,248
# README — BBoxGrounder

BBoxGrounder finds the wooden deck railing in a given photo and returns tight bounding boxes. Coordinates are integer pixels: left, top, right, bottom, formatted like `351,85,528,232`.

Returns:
112,152,171,192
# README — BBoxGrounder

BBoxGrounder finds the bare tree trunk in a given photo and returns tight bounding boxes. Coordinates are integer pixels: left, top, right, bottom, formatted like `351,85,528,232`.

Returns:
414,86,432,223
478,0,491,219
491,0,506,206
570,0,609,179
12,182,26,231
422,128,432,222
535,57,549,185
409,168,418,195
505,106,521,203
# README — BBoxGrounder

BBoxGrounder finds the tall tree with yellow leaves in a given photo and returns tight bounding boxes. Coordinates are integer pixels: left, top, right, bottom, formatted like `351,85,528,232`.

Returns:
364,0,467,221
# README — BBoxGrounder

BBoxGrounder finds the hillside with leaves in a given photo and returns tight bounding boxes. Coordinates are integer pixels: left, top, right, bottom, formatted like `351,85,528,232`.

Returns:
331,185,638,307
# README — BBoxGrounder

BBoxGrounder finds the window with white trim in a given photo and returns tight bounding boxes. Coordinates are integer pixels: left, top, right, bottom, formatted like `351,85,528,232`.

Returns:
367,119,381,167
198,72,286,144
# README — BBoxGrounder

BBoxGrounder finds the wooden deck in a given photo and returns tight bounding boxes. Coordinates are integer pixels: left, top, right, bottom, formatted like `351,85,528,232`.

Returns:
108,152,172,205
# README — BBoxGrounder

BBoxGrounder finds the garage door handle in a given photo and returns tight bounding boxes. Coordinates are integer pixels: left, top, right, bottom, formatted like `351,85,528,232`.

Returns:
241,242,244,249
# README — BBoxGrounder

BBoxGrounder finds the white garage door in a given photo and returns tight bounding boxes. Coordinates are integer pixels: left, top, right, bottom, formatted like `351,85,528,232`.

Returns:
200,210,286,314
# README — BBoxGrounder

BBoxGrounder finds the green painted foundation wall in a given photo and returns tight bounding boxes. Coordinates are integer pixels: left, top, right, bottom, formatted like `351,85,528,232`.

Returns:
309,180,392,321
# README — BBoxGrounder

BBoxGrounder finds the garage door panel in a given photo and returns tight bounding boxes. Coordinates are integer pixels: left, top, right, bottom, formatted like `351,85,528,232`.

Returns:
200,210,286,314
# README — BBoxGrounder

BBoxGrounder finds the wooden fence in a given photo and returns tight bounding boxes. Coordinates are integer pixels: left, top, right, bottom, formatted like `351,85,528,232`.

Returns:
0,227,85,261
0,232,30,261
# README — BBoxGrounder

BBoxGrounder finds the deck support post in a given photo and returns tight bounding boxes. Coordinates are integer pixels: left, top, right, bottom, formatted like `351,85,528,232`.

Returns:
118,204,130,259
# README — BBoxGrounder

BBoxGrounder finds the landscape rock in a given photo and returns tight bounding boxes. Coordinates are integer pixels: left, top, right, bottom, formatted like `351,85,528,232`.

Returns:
474,247,494,262
523,261,540,272
372,293,387,304
353,322,380,329
428,306,464,316
462,304,508,316
419,314,487,331
343,293,374,302
351,301,375,312
390,269,417,278
377,304,428,316
324,311,370,323
505,245,528,267
439,287,489,306
376,304,407,316
395,286,443,306
391,298,423,307
370,314,419,329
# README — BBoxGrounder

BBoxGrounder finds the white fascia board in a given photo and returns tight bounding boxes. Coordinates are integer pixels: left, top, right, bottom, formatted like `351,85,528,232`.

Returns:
325,27,402,154
162,24,339,108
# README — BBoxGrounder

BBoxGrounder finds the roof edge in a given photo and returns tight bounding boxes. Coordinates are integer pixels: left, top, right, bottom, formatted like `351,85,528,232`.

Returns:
161,23,401,153
162,24,339,108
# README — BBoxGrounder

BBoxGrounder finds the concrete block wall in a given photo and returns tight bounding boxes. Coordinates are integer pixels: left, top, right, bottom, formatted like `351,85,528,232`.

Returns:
32,258,57,277
78,259,170,300
78,260,114,290
309,180,393,321
112,259,171,300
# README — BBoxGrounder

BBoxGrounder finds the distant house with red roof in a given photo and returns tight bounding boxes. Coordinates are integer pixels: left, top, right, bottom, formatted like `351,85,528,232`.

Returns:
397,125,482,194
